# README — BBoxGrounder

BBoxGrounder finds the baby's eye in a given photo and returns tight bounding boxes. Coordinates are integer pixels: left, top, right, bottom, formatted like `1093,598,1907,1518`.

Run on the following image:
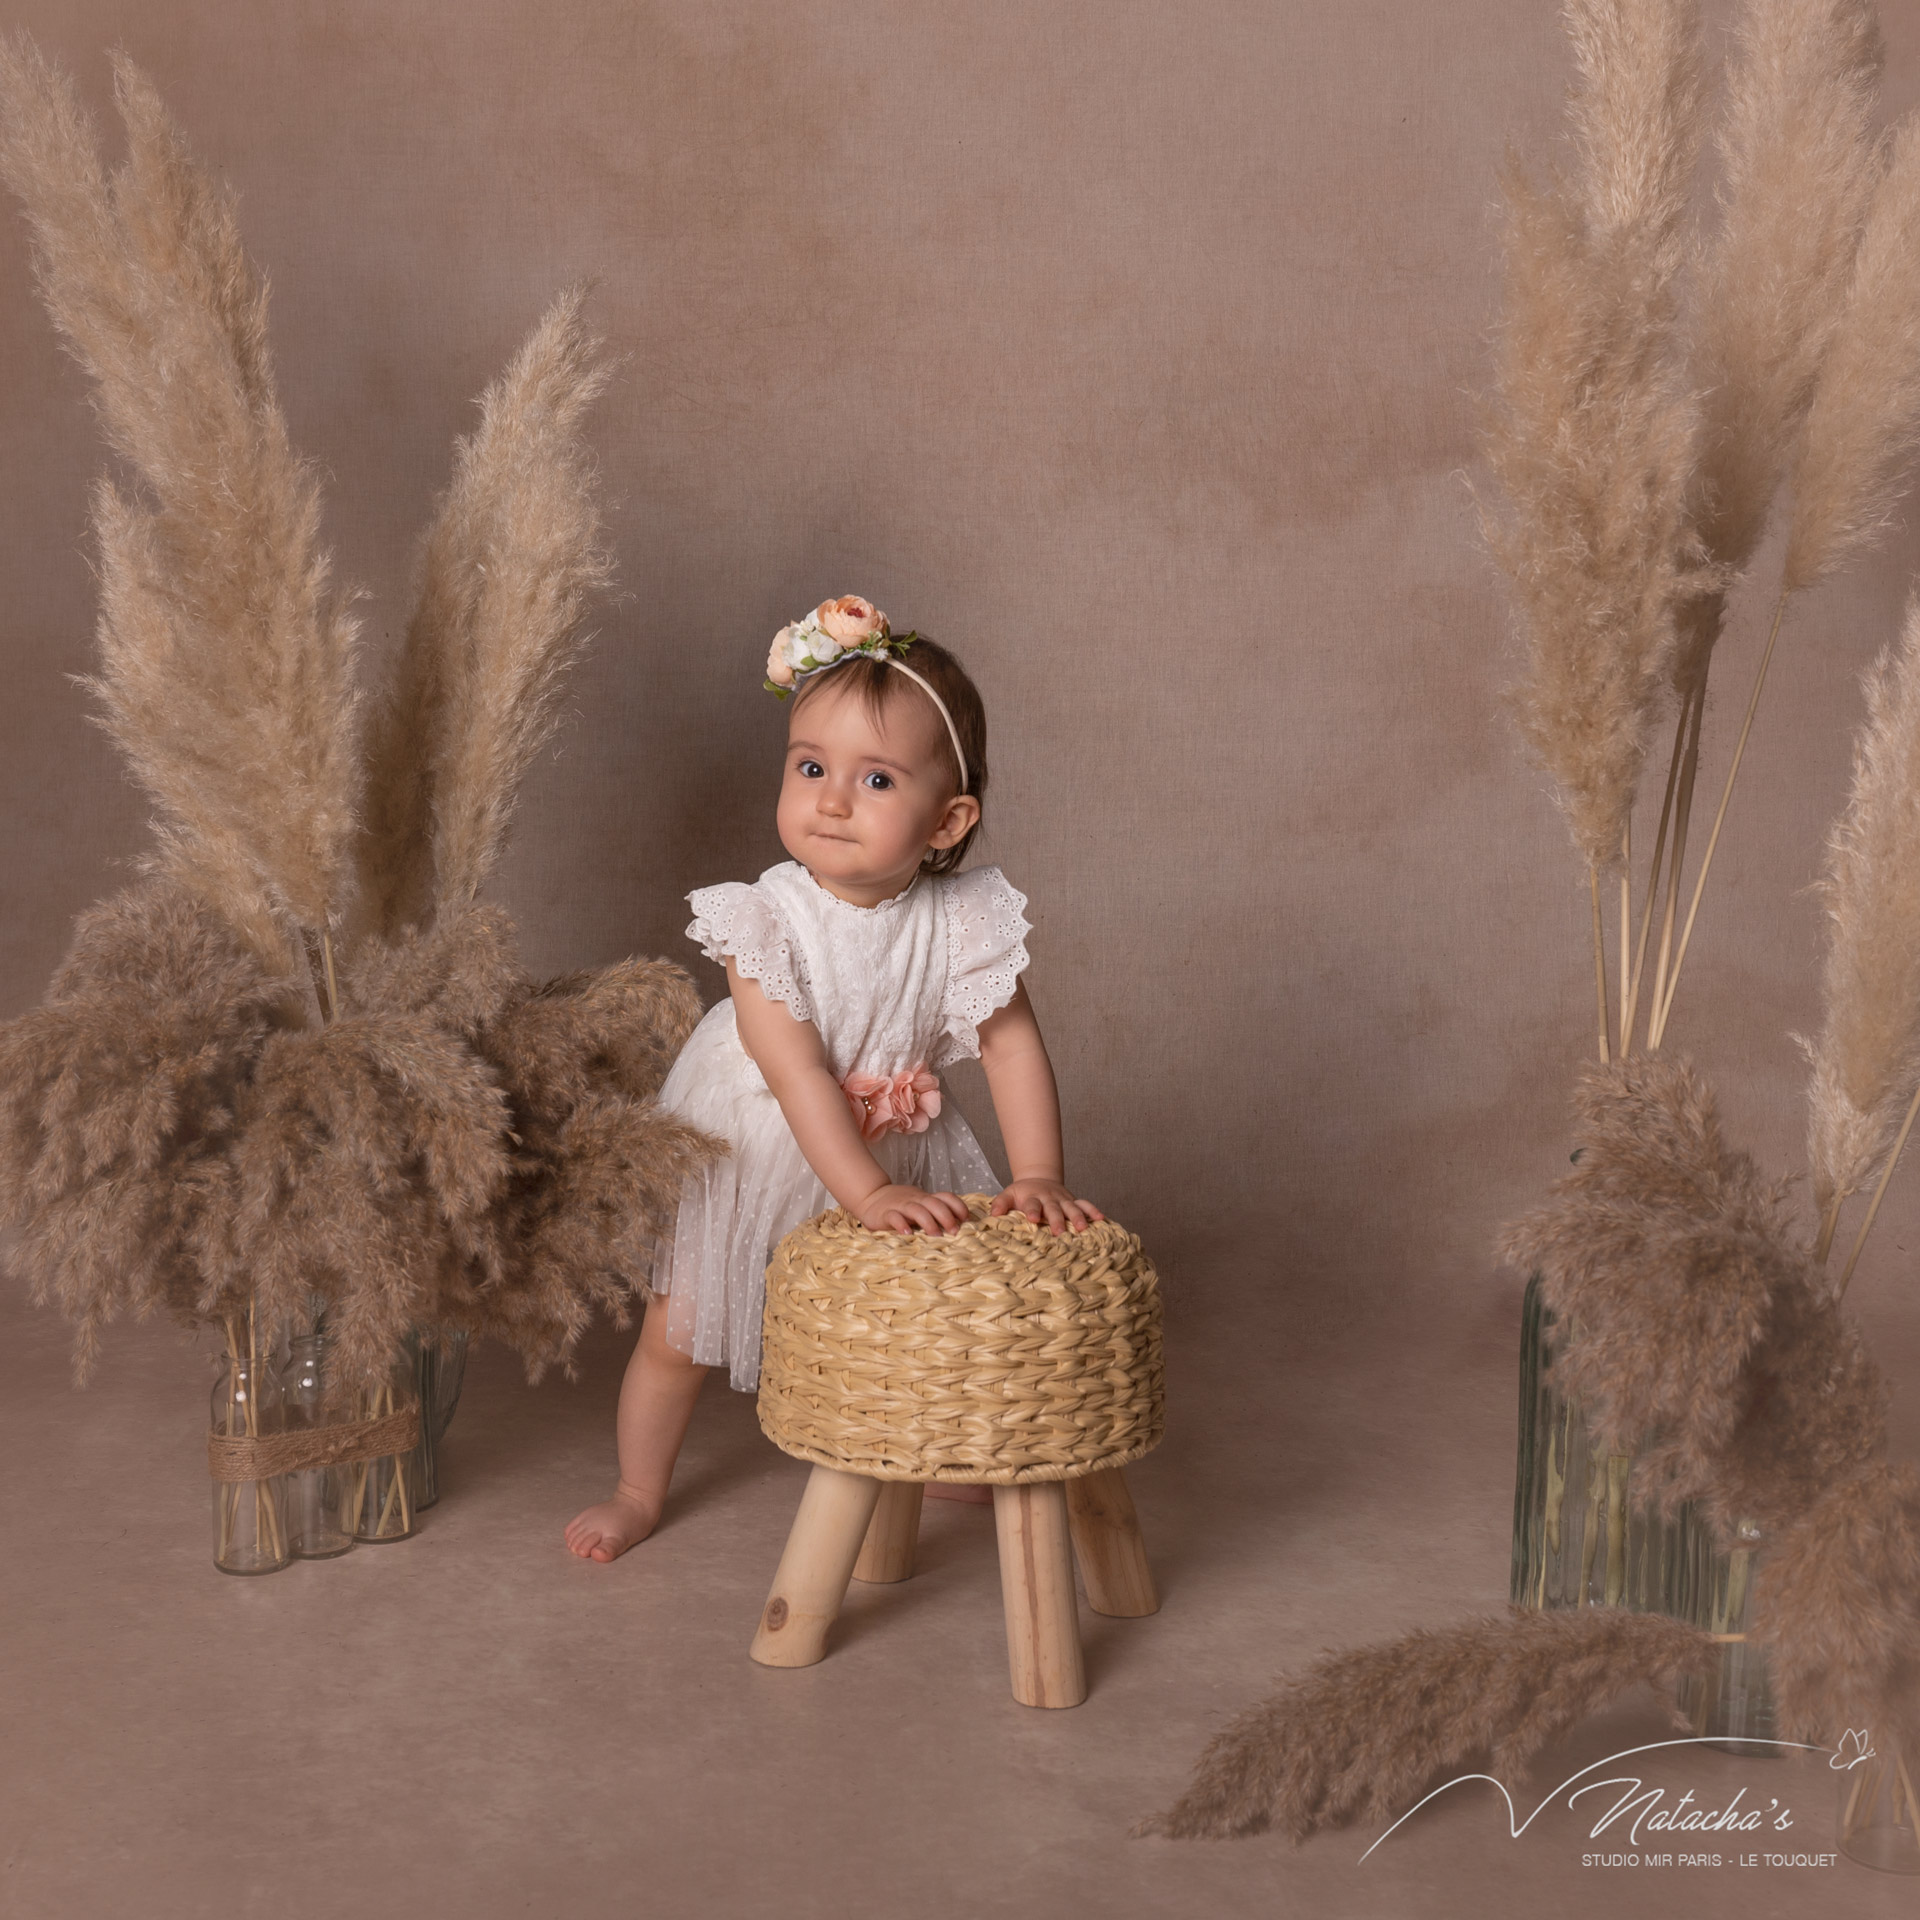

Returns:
862,770,895,791
796,759,824,779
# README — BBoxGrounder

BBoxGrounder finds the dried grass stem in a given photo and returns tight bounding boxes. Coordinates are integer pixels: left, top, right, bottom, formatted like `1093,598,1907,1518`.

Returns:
1651,588,1791,1047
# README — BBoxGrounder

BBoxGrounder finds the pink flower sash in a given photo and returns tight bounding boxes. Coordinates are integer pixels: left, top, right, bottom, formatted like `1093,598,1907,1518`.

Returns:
841,1064,942,1141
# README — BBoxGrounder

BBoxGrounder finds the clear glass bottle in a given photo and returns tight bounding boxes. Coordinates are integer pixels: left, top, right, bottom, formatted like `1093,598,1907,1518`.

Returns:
1837,1738,1920,1875
279,1330,357,1559
1511,1273,1682,1611
407,1327,469,1511
210,1343,290,1575
351,1348,421,1544
1675,1512,1778,1755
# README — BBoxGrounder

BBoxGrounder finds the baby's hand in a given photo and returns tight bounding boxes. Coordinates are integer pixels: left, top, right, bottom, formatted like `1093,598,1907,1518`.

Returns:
991,1179,1104,1235
856,1184,969,1237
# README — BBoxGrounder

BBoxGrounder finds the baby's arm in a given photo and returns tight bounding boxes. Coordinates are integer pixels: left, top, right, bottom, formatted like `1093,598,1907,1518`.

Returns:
977,980,1105,1234
727,959,968,1236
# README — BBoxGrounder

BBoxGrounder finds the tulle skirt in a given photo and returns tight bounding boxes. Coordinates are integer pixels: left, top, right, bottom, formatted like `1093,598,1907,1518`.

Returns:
649,1001,998,1390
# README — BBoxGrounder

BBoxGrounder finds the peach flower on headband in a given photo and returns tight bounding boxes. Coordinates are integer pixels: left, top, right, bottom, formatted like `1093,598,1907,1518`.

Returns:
815,595,889,648
766,628,800,688
840,1065,941,1141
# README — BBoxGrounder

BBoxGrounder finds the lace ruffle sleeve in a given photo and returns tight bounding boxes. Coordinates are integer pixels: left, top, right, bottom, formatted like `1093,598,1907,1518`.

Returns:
937,866,1032,1064
686,882,814,1024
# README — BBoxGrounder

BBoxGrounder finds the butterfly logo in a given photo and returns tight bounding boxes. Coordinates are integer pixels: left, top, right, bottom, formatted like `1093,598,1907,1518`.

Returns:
1829,1729,1876,1771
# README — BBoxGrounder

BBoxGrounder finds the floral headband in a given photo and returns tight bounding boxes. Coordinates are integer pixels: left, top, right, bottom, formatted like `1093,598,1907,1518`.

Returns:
764,595,969,791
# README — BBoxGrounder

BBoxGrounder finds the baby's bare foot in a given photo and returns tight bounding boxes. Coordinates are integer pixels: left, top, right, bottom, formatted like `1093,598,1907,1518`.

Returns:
564,1485,660,1562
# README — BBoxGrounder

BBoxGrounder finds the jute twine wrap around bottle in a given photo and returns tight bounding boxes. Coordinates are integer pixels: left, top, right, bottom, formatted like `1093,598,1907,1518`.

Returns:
206,1405,421,1483
757,1195,1164,1484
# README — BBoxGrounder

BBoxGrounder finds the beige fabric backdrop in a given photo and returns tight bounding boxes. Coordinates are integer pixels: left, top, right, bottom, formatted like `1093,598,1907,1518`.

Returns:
4,0,1920,1380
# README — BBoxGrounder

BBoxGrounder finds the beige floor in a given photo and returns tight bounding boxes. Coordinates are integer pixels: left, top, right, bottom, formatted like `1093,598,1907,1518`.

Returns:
3,1277,1913,1920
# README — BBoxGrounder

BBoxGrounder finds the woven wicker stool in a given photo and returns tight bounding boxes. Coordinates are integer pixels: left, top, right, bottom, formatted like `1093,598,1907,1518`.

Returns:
748,1196,1164,1708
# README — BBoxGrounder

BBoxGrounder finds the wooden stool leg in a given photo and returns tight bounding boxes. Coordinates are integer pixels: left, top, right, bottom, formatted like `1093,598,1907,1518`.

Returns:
750,1465,883,1669
853,1481,924,1584
993,1482,1087,1708
1065,1467,1159,1617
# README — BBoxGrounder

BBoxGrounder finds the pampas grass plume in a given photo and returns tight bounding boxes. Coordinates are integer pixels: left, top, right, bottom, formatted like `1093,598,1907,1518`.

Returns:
1689,0,1883,571
0,41,362,942
1697,1264,1883,1537
1758,1464,1920,1751
1496,1057,1791,1505
1563,0,1706,242
0,883,289,1374
1785,112,1920,591
1144,1609,1715,1842
475,959,714,1377
475,1094,712,1380
1672,0,1883,692
1805,597,1920,1214
357,287,616,932
1483,0,1708,869
345,905,524,1037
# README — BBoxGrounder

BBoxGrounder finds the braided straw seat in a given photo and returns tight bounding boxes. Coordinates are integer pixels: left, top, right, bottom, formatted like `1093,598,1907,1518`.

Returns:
757,1194,1164,1484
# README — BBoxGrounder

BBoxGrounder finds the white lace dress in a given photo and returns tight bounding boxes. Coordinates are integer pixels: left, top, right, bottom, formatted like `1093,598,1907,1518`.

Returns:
650,860,1031,1390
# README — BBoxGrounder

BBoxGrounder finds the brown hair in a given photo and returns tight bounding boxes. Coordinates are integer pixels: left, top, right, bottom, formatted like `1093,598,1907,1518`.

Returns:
790,634,988,876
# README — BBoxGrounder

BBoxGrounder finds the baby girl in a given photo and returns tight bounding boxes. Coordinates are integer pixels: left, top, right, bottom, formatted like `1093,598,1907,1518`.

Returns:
565,595,1102,1560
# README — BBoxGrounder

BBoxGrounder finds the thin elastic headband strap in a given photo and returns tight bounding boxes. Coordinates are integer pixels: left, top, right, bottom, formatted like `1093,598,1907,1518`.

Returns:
883,656,969,792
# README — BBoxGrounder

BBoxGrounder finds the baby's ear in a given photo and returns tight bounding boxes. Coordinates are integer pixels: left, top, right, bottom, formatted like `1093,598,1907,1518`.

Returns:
928,793,982,847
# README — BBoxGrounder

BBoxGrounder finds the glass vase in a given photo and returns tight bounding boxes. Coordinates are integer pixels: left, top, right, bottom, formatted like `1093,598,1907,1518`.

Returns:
1837,1740,1920,1875
348,1350,421,1544
210,1342,290,1576
407,1327,469,1511
278,1330,357,1560
1675,1511,1778,1755
1511,1272,1682,1611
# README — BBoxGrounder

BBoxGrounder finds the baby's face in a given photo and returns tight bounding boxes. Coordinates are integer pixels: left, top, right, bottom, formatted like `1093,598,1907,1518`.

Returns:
777,678,973,904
